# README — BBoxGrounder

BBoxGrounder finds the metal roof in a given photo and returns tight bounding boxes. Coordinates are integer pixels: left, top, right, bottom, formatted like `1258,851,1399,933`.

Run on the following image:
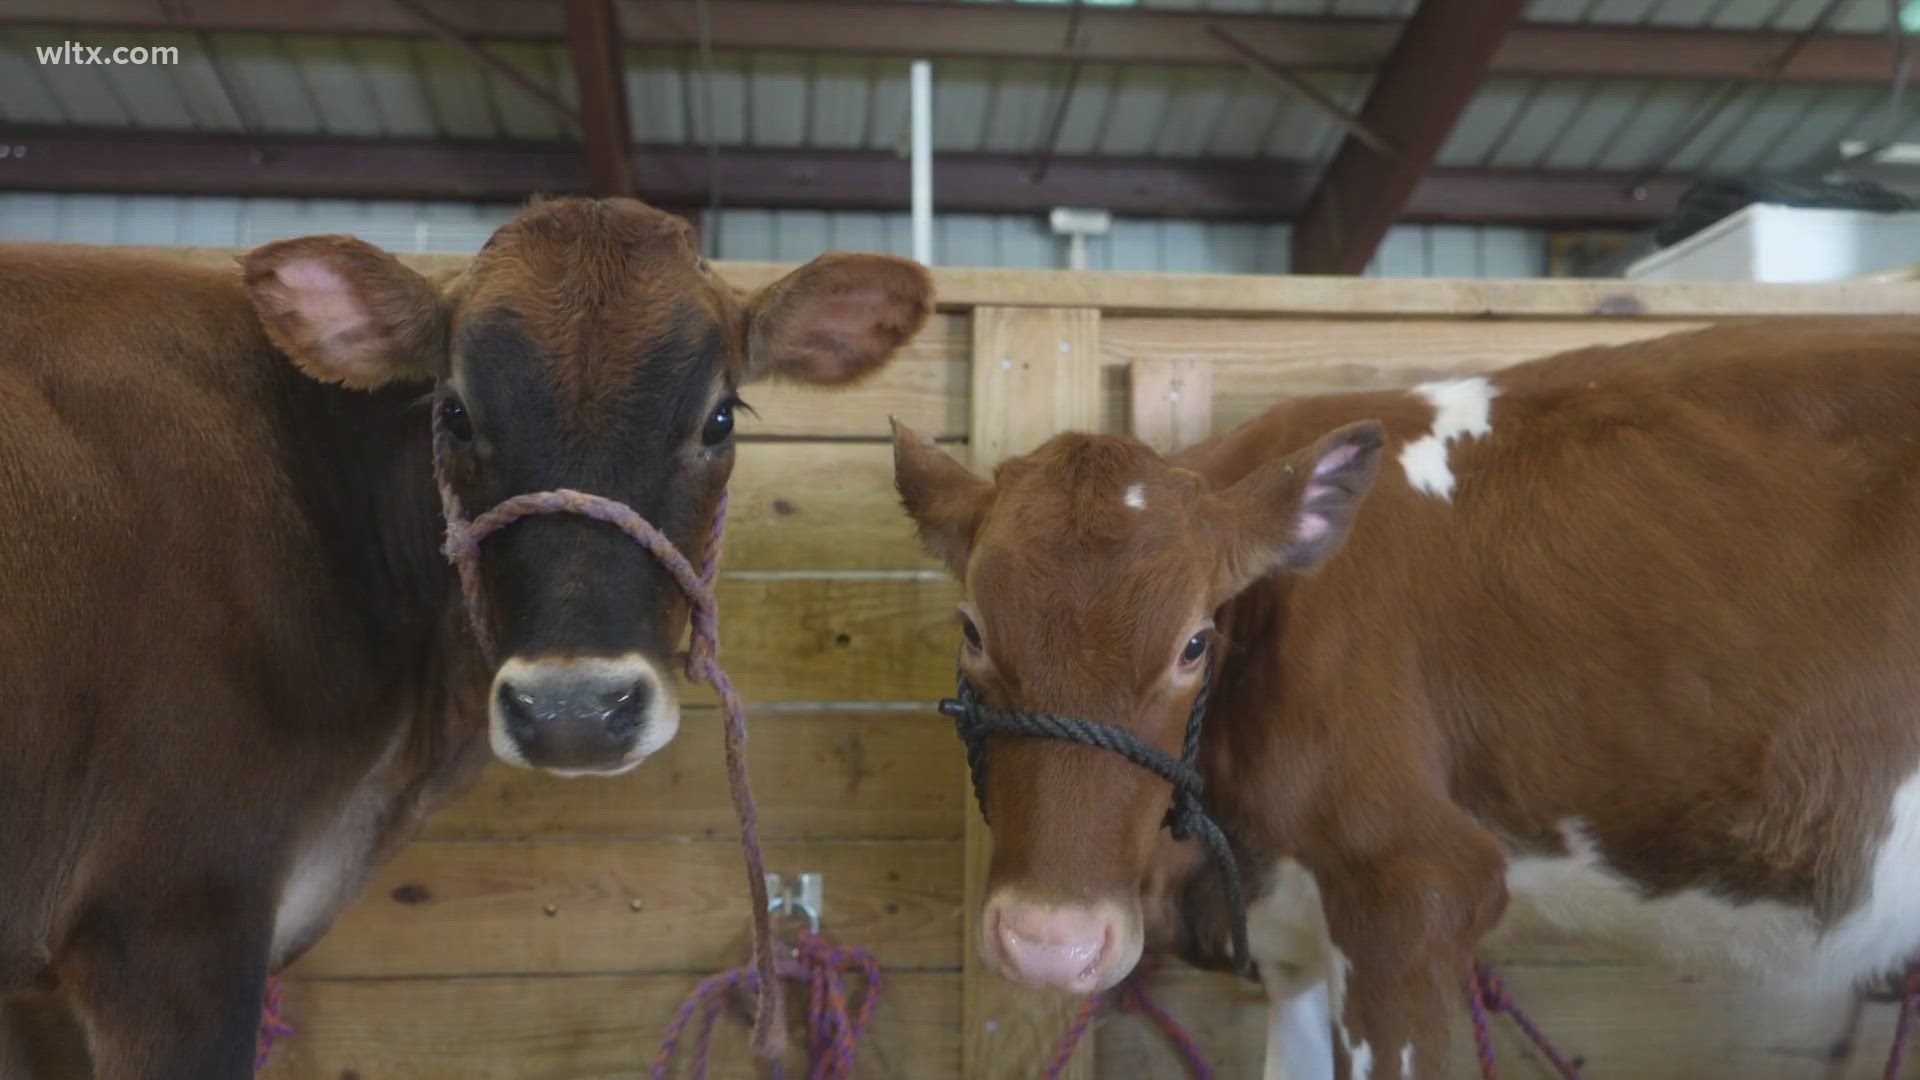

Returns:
1,0,1914,207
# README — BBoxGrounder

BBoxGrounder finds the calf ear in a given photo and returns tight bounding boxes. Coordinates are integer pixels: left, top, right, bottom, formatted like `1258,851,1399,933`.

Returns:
743,253,933,385
893,419,992,577
1218,421,1384,583
243,235,448,389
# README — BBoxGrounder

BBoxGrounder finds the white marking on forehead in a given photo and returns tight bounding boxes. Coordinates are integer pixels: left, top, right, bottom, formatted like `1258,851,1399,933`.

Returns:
1398,376,1499,502
1123,483,1146,510
1399,1043,1413,1078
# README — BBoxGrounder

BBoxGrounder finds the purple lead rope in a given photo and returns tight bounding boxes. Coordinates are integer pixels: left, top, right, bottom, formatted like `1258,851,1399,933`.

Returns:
431,410,785,1061
652,931,883,1080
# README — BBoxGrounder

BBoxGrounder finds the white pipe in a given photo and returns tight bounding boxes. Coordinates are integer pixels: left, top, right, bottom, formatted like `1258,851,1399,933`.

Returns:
910,59,933,266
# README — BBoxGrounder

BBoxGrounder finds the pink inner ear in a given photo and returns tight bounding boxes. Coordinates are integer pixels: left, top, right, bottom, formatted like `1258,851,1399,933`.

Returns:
1294,512,1331,544
270,257,386,383
785,292,891,382
1313,442,1361,477
276,258,366,338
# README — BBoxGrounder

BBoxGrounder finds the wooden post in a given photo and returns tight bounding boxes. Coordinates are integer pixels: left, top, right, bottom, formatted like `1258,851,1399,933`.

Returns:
1128,358,1214,454
963,306,1103,1079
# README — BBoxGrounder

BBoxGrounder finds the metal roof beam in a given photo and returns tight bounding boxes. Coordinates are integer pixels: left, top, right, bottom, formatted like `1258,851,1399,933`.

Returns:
564,0,634,196
0,128,1687,227
0,0,1902,87
1291,0,1531,274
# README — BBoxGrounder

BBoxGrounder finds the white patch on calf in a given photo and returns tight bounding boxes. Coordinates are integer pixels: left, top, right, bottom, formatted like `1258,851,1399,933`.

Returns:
1254,860,1336,1080
1123,483,1146,510
1399,1043,1413,1079
272,726,404,967
1500,790,1920,994
1264,980,1334,1080
1397,377,1498,502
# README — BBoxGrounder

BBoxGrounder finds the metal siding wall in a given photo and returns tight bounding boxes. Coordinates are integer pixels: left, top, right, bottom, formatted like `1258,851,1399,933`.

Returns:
0,193,1548,277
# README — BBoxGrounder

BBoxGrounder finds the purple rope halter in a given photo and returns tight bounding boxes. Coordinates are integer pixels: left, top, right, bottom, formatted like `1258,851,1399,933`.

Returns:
1045,964,1212,1080
1883,955,1920,1080
431,407,785,1060
1466,959,1581,1080
253,977,294,1073
652,931,883,1080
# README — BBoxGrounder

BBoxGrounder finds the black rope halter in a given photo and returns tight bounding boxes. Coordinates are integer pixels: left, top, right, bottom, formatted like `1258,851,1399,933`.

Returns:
938,651,1253,978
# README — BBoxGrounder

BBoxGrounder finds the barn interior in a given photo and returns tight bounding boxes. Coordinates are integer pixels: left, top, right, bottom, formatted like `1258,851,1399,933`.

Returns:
5,0,1920,1076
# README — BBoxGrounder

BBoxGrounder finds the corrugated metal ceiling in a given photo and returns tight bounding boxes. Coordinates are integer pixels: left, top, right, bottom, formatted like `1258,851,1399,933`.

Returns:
0,0,1913,182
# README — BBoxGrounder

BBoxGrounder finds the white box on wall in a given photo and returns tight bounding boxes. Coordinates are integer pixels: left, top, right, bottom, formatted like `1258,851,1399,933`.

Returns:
1626,203,1920,283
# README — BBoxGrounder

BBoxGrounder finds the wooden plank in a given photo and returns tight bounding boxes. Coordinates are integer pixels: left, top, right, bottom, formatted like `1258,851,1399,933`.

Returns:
1127,359,1213,455
738,313,969,439
722,264,1920,321
257,971,959,1080
702,575,957,704
1096,963,1903,1079
963,306,1105,1080
425,709,961,841
1102,317,1711,436
293,839,959,977
722,444,937,571
110,246,1920,319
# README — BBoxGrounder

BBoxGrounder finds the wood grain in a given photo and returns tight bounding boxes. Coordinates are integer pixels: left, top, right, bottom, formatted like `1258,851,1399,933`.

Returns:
963,306,1106,1080
130,245,1920,319
425,709,961,842
257,971,959,1080
703,574,958,704
723,444,937,571
1127,358,1213,455
738,314,969,439
292,839,960,978
1102,317,1712,435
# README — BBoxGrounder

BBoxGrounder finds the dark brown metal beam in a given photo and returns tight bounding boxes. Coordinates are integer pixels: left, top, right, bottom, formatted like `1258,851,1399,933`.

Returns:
0,128,1687,227
564,0,633,196
1291,0,1531,274
0,0,1905,87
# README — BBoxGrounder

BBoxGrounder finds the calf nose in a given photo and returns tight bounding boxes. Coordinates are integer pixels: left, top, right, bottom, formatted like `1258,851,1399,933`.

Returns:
984,894,1124,994
488,656,673,774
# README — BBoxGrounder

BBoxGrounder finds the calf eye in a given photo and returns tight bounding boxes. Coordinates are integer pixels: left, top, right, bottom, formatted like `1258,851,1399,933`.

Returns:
701,400,736,446
1180,632,1209,666
438,397,473,443
960,614,983,651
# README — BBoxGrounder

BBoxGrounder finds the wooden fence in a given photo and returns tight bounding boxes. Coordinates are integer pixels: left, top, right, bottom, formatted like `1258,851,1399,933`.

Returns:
124,248,1920,1079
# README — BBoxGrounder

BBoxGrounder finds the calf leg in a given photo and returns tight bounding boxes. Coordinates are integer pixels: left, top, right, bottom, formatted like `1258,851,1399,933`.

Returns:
1316,806,1508,1080
1264,980,1334,1080
0,994,91,1080
57,890,271,1080
1252,859,1337,1080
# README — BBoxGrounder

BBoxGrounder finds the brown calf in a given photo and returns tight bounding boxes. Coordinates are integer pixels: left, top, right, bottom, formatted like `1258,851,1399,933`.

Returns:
896,319,1920,1079
0,197,930,1079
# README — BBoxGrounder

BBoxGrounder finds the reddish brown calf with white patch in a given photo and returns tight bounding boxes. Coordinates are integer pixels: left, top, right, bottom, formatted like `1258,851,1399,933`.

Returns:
895,319,1920,1079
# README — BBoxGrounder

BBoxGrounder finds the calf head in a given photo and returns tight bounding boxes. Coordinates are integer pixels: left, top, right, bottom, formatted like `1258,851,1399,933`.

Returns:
245,197,931,776
894,419,1383,993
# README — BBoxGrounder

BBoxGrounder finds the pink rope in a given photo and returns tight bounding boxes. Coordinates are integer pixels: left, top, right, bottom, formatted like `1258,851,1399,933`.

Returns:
253,977,293,1073
1045,966,1212,1080
652,931,883,1080
1884,958,1920,1080
1466,960,1581,1080
433,414,784,1060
